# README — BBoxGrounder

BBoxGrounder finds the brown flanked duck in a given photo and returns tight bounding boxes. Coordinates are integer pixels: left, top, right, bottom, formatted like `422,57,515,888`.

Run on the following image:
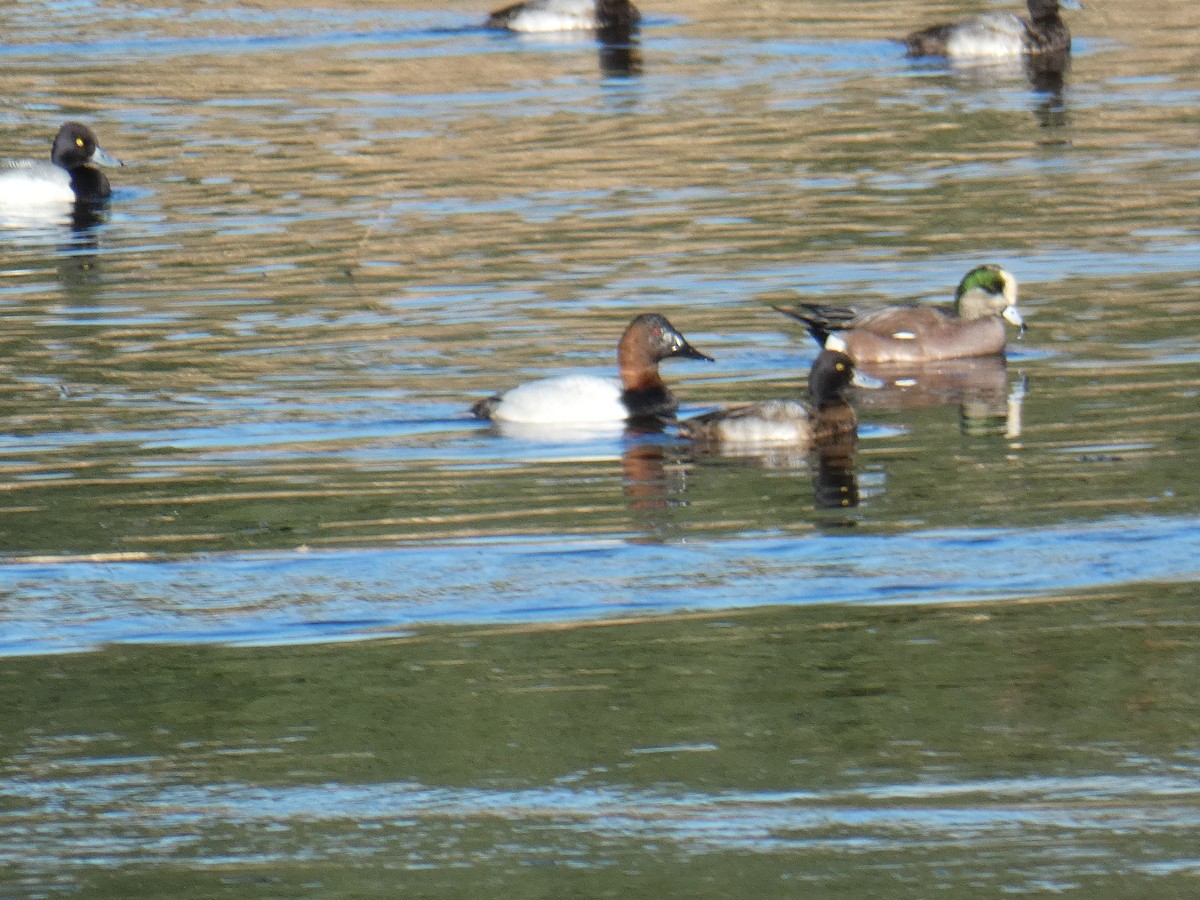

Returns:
485,0,639,33
901,0,1082,60
772,265,1025,365
472,313,713,426
679,349,860,449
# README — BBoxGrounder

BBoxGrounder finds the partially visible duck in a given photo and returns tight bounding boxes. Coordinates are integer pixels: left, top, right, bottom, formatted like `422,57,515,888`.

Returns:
472,313,713,425
680,349,859,448
901,0,1082,60
772,265,1025,365
485,0,639,33
0,122,123,210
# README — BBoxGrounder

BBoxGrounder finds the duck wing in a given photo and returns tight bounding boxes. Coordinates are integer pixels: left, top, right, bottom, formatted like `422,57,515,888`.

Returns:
772,301,956,347
849,304,955,339
681,399,816,446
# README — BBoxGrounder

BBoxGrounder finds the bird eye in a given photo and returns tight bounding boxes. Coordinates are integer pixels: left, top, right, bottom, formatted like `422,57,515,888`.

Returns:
75,138,85,148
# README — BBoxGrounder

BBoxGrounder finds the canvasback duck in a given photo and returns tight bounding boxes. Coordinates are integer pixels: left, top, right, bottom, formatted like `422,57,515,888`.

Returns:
472,313,713,425
680,349,859,448
485,0,639,33
901,0,1081,59
0,122,124,210
772,265,1025,365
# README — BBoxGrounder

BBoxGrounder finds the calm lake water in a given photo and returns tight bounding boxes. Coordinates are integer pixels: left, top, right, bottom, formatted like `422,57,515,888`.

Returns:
2,0,1200,895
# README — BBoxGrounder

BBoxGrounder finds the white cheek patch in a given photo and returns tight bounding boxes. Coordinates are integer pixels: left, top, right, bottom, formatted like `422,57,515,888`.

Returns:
890,331,917,341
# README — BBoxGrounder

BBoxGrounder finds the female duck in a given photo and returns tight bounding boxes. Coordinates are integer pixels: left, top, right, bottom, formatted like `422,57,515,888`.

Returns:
680,349,859,448
485,0,639,33
901,0,1082,59
0,123,123,209
772,264,1025,365
472,313,712,425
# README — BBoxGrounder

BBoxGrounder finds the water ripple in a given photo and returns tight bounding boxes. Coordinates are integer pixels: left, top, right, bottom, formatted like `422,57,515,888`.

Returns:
1,514,1197,655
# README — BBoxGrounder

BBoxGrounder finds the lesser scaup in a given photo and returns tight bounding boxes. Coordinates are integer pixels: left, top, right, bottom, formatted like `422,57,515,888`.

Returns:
680,349,859,448
0,122,123,210
485,0,639,33
772,265,1025,364
472,313,713,425
901,0,1082,59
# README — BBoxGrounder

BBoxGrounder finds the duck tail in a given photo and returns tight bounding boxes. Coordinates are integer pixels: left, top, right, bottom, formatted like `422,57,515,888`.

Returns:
484,1,521,29
770,302,855,349
470,395,502,419
899,25,952,57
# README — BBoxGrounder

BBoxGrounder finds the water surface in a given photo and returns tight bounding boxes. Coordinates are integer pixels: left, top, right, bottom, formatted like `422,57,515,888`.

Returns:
1,0,1199,894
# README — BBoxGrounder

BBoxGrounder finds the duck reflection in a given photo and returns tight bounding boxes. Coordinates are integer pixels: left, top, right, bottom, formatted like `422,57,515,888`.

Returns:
675,426,861,510
947,53,1070,128
0,199,110,236
597,23,642,79
621,418,702,539
915,47,1071,130
811,422,859,510
1024,52,1069,129
70,201,112,232
852,355,1025,438
1,210,107,313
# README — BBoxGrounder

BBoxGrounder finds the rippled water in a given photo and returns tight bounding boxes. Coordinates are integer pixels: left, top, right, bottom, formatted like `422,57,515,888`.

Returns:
2,0,1199,894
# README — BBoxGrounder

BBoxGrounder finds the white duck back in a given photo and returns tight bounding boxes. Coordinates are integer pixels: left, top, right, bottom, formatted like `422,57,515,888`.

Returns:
0,161,75,209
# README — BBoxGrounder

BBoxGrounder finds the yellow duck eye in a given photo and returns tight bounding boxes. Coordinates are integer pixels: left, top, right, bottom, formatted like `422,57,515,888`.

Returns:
75,138,85,148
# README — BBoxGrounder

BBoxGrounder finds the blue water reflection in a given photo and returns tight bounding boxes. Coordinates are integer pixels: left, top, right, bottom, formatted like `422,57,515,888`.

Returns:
0,513,1195,655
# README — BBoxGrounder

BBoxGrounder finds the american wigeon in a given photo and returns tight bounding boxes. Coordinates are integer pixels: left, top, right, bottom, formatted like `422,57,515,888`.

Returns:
901,0,1081,59
772,265,1025,365
472,313,713,425
679,349,859,448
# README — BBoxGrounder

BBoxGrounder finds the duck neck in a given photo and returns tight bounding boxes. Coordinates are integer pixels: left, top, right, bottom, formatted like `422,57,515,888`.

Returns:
955,289,998,321
595,0,638,32
816,394,848,413
1026,0,1063,26
68,166,112,203
618,355,676,420
617,339,655,390
621,383,678,422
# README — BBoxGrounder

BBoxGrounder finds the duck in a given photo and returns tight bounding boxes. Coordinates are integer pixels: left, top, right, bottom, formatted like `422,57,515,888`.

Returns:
901,0,1081,60
472,313,713,425
680,349,859,448
771,265,1025,365
485,0,639,34
0,122,123,210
